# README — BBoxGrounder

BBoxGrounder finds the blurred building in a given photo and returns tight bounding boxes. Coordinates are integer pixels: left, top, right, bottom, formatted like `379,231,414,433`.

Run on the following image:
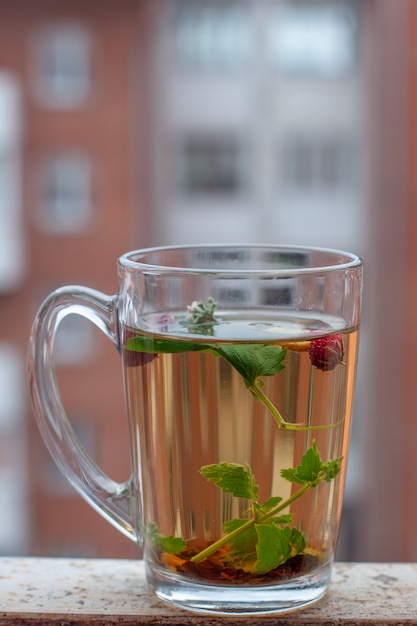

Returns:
150,1,367,254
0,0,151,557
0,0,414,562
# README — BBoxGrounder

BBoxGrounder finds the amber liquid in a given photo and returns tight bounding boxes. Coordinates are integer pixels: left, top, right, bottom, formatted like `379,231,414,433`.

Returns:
122,312,358,585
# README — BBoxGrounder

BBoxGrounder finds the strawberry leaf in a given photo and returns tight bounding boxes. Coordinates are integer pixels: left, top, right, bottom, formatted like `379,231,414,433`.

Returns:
213,344,287,387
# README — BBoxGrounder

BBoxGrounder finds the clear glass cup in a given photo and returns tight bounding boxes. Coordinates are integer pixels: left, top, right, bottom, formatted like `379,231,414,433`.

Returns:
28,244,363,615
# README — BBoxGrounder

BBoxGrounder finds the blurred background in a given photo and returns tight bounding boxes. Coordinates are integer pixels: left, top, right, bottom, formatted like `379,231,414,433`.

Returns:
0,0,415,562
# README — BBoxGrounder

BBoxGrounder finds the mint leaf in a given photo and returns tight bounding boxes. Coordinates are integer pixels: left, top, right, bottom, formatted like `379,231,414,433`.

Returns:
222,519,258,571
290,527,307,555
201,462,259,501
146,523,186,555
213,344,287,387
254,524,293,573
158,535,187,554
270,513,294,526
322,456,343,481
259,496,282,511
281,441,322,484
221,520,305,574
192,446,341,569
281,442,343,486
254,497,293,525
224,518,251,534
254,524,306,574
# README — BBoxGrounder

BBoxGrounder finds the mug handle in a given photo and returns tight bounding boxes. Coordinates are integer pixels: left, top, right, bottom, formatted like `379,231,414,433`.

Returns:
27,285,140,544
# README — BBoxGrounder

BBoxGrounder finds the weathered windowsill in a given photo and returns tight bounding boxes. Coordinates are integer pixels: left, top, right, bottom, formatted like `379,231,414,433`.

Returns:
1,558,416,625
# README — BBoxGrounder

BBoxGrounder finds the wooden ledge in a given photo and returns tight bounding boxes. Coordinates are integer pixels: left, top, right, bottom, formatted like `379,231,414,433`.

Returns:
1,558,417,625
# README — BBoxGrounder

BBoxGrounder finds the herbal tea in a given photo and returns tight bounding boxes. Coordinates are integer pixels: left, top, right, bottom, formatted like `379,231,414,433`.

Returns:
30,245,362,614
122,305,358,586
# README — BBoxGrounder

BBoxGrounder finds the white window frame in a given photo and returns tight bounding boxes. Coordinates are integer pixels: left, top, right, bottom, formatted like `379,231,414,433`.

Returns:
174,133,247,196
173,1,252,73
280,135,357,194
0,72,24,291
32,21,93,108
269,1,359,77
36,151,94,234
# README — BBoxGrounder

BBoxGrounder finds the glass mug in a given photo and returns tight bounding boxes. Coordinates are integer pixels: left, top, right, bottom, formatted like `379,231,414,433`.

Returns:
28,244,363,615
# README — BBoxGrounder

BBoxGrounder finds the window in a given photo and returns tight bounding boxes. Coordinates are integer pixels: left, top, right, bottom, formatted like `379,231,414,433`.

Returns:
0,72,24,292
281,137,356,193
0,344,24,430
36,152,94,233
174,135,245,194
269,1,359,77
0,343,27,554
174,3,252,72
33,22,93,108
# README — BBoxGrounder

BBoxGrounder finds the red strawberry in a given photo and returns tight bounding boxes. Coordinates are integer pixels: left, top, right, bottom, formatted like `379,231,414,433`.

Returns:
309,334,344,372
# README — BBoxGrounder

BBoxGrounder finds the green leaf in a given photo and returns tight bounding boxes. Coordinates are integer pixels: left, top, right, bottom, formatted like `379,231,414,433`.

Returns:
254,497,293,524
270,514,294,526
253,497,292,525
322,456,343,481
224,518,251,534
254,524,306,574
125,335,210,355
159,535,187,554
201,462,259,501
213,344,287,387
289,527,307,554
222,519,259,570
254,524,293,574
260,496,283,511
145,523,186,555
281,441,322,485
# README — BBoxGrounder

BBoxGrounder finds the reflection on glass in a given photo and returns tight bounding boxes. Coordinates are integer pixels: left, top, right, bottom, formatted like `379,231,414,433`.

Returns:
54,314,96,364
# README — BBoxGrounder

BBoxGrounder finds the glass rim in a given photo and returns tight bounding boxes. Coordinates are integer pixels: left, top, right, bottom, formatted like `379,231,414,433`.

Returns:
118,243,363,275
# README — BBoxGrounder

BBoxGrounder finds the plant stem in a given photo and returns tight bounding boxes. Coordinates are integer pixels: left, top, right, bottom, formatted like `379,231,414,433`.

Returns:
249,384,344,432
258,483,311,523
191,483,312,563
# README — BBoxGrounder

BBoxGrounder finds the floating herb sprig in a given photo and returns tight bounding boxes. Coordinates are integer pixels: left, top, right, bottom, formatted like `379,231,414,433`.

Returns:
182,297,219,335
125,337,341,431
